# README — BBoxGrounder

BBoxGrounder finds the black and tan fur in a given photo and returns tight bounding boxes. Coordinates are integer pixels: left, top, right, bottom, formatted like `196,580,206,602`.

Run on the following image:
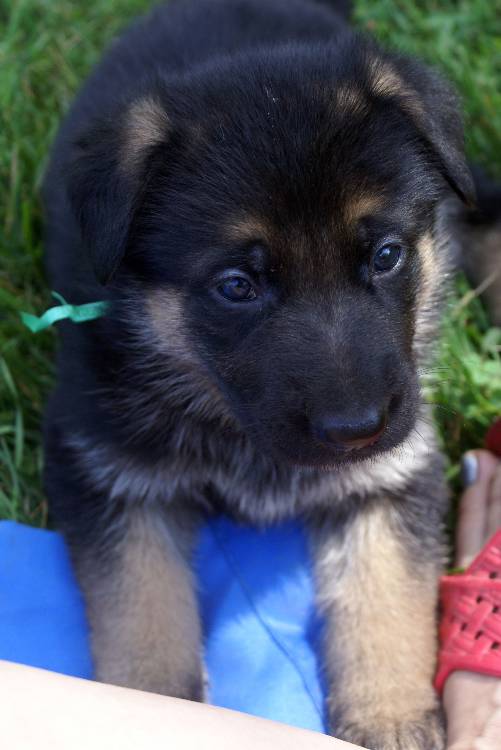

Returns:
42,1,483,748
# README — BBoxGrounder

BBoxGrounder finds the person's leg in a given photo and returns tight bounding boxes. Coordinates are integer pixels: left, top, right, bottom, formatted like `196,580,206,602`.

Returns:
444,450,501,750
0,660,358,750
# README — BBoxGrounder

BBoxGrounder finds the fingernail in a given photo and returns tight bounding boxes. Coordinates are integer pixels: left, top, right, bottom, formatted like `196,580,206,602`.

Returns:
461,452,478,487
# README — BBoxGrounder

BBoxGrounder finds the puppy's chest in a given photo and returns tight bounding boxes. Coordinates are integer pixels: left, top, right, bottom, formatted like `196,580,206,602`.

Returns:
69,431,345,522
69,417,433,524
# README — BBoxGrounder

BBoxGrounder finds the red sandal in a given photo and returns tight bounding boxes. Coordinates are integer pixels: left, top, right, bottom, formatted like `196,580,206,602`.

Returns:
435,528,501,693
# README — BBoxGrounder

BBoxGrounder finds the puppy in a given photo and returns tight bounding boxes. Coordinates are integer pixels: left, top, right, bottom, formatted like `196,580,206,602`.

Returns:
42,1,475,747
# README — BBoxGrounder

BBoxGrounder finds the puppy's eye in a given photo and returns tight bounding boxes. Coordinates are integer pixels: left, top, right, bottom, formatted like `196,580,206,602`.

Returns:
373,243,402,273
217,275,258,302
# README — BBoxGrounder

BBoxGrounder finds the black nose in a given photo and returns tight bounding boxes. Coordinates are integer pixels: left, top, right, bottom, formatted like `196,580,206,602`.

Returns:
313,409,387,451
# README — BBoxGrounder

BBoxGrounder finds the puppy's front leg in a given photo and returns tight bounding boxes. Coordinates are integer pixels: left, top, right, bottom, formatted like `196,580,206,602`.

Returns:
75,505,204,700
311,496,445,750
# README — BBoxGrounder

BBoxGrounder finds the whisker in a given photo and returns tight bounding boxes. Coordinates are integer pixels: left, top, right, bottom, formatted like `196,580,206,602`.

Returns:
413,428,430,454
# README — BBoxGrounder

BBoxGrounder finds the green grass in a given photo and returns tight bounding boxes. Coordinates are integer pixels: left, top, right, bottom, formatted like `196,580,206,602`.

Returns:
1,0,500,527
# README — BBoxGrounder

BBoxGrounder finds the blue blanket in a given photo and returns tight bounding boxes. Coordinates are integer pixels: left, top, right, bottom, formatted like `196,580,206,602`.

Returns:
0,519,327,732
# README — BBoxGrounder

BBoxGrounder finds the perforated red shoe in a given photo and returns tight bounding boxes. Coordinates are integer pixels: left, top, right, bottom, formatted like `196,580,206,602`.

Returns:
435,529,501,693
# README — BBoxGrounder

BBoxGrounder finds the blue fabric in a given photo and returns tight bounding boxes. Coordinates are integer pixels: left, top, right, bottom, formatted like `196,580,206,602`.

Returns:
0,518,326,733
0,521,93,678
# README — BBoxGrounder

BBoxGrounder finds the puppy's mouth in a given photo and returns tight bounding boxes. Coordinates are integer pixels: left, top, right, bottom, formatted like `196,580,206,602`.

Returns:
243,420,390,472
242,393,415,470
286,439,389,472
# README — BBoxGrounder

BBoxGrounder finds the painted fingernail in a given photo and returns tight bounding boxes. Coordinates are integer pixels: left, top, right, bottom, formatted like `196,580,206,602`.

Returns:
461,453,478,487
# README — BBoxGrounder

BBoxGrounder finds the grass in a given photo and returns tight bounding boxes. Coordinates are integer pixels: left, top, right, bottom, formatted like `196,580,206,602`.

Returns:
1,0,500,527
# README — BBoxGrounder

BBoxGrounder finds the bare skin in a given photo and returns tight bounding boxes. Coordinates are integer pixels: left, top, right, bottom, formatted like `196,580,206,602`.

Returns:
444,450,501,750
0,660,355,750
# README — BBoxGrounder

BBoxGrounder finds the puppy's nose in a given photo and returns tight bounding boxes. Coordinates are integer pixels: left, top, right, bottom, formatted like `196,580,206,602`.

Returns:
313,409,387,451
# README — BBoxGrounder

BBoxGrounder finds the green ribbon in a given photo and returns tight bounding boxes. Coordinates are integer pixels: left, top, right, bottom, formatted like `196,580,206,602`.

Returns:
20,292,110,333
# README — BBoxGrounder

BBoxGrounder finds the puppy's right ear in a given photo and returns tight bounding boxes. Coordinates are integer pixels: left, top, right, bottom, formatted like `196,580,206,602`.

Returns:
67,97,169,285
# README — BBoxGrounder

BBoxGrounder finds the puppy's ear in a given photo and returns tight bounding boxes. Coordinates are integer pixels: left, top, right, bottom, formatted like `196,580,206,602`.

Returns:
369,56,475,207
67,96,169,284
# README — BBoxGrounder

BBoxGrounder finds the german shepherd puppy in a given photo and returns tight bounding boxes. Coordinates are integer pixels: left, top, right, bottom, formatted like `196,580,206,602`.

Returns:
43,1,475,747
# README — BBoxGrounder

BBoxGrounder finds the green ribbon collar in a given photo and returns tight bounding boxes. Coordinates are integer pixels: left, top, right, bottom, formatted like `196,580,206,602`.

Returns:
20,292,109,333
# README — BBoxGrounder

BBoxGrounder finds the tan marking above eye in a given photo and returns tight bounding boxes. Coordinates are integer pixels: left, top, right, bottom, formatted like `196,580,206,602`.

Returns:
223,216,270,245
343,193,385,225
122,96,169,170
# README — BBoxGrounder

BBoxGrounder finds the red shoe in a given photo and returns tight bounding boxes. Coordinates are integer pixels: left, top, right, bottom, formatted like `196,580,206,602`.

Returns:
435,529,501,693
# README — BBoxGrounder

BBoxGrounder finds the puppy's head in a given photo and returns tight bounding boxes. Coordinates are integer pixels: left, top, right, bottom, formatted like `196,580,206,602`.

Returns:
67,41,473,468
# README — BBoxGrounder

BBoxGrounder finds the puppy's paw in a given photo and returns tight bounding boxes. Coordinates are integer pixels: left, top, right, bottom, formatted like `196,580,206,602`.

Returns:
332,708,445,750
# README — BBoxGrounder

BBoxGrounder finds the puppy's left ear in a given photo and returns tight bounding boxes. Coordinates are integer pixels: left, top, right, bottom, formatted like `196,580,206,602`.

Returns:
370,56,475,207
67,96,169,284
